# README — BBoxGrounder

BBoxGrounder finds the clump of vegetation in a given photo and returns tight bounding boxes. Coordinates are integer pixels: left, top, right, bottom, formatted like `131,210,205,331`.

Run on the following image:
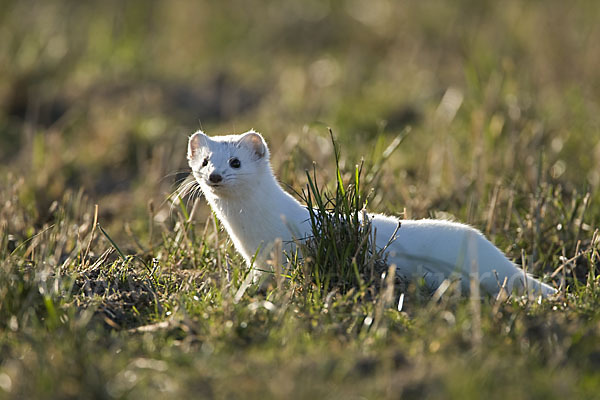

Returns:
298,130,395,296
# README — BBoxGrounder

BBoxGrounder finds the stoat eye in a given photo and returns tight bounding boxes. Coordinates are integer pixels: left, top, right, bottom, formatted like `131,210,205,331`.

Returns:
201,157,209,167
229,157,241,169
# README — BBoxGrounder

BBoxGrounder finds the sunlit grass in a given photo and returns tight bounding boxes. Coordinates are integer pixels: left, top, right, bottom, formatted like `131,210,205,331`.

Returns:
2,133,600,398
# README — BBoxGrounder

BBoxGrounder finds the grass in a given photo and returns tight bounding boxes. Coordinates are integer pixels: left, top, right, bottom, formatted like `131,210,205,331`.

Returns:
2,1,600,399
1,136,600,399
298,130,388,295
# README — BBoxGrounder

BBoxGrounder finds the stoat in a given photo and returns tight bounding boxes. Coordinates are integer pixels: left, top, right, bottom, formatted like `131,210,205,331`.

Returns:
186,129,557,298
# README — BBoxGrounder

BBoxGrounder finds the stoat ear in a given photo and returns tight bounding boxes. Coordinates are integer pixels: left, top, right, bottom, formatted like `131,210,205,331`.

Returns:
188,131,208,160
238,130,268,160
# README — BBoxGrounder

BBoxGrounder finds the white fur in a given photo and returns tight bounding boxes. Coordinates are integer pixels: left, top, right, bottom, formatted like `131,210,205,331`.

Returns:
188,130,557,298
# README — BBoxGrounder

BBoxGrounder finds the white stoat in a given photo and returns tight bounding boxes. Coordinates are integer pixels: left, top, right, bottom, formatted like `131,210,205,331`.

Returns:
187,129,557,298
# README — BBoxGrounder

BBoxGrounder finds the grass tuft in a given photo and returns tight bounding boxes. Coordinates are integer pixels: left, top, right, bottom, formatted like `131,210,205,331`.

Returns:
297,129,400,303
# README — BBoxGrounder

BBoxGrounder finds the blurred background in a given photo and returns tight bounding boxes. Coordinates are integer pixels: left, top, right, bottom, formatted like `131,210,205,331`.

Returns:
1,0,600,237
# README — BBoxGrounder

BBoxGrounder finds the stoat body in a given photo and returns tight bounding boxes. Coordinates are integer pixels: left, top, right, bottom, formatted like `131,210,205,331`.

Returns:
187,130,556,298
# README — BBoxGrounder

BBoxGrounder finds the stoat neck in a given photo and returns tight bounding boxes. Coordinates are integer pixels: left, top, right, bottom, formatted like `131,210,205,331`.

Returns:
207,171,310,261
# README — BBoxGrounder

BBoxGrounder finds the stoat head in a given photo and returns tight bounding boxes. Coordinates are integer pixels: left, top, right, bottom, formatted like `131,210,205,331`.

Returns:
187,129,271,198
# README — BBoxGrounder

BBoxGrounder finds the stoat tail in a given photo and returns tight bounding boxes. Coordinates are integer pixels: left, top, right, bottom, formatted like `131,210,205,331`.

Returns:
477,255,558,299
514,274,558,298
457,227,558,299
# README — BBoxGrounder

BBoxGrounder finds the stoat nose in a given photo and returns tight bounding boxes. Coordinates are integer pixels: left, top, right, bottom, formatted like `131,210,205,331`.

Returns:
208,173,222,183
